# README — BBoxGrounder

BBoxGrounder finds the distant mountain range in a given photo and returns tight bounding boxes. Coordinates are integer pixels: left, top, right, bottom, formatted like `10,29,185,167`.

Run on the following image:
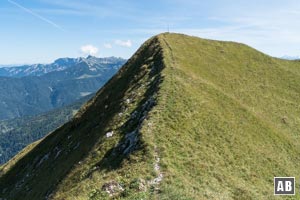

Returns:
0,56,126,120
280,55,300,60
0,56,125,77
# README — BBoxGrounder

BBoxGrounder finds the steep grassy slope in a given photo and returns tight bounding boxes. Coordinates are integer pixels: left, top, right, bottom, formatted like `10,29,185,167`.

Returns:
154,34,300,199
1,33,300,200
0,36,164,200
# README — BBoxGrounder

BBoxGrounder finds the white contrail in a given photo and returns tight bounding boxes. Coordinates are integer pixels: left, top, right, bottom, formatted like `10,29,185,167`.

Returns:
7,0,65,31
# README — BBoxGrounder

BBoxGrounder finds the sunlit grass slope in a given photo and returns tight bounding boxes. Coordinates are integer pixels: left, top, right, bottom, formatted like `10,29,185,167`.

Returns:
154,33,300,199
1,33,300,200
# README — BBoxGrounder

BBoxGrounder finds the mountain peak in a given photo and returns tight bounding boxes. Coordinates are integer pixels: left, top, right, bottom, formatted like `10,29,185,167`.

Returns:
2,33,300,199
86,55,96,59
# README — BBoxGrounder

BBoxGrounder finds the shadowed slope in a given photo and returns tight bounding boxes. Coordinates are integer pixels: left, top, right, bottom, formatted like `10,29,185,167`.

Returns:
0,36,164,200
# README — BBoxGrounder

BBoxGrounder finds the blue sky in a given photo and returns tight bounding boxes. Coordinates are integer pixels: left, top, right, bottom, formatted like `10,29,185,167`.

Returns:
1,0,300,64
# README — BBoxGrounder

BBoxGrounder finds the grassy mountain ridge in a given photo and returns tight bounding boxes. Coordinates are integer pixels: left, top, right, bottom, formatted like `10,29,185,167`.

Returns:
1,33,300,199
155,34,300,199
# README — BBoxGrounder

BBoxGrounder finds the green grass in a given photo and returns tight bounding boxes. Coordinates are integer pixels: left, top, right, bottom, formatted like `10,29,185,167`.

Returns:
1,33,300,200
153,33,300,199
